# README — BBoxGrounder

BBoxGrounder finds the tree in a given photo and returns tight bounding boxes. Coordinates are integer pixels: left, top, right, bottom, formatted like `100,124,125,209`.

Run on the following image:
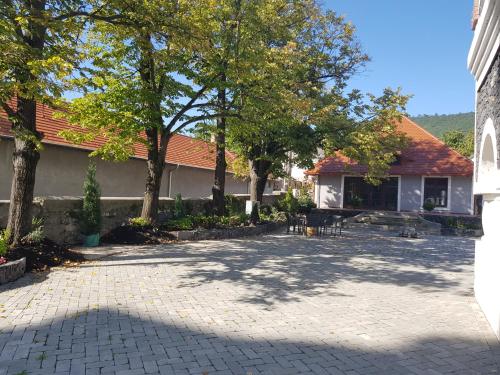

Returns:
442,129,474,158
81,162,101,236
226,7,410,202
207,0,305,215
59,0,232,222
0,0,113,244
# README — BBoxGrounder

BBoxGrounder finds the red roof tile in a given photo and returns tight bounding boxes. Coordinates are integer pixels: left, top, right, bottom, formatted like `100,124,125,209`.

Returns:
307,117,473,177
0,101,234,171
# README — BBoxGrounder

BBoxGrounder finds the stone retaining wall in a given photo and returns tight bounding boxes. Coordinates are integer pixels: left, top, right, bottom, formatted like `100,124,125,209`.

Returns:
0,195,283,245
0,257,26,285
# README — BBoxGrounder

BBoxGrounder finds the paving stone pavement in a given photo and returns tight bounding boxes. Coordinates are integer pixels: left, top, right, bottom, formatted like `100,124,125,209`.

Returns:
0,230,499,375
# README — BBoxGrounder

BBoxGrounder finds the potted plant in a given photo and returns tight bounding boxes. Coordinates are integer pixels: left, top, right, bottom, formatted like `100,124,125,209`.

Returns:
81,162,102,247
423,199,435,212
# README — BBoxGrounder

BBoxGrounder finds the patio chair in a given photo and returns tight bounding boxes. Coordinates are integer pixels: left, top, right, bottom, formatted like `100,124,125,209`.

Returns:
287,214,306,234
304,213,327,237
323,215,343,236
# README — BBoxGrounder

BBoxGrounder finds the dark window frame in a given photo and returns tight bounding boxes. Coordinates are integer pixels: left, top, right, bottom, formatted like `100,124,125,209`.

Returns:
423,177,450,209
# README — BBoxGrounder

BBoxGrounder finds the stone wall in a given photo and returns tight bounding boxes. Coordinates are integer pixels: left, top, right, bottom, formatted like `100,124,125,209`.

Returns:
0,195,283,245
476,53,500,174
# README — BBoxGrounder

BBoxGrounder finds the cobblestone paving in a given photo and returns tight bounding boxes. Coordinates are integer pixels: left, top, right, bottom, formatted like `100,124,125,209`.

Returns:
1,230,499,375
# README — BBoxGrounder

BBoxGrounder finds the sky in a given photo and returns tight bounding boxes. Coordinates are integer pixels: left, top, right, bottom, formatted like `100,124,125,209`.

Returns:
325,0,475,116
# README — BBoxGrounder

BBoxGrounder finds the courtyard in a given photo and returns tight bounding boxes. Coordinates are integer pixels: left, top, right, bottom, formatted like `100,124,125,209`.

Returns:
0,230,499,375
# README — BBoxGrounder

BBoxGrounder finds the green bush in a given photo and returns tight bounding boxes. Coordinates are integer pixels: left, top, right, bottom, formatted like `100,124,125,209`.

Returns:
174,193,185,218
22,217,45,244
260,204,272,216
165,216,194,231
129,217,151,227
191,214,217,229
81,163,102,235
277,189,299,214
297,187,316,213
225,195,244,216
0,229,10,257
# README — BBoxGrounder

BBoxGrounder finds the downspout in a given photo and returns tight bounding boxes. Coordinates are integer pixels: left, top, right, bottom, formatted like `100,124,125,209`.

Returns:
167,164,180,198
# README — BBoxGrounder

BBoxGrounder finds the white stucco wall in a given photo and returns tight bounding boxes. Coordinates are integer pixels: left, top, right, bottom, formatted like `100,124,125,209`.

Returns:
399,175,423,212
0,139,248,200
316,175,343,209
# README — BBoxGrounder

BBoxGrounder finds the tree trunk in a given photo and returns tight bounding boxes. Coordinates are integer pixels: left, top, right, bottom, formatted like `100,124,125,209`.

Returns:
141,129,169,223
212,84,227,216
249,159,271,203
7,98,41,245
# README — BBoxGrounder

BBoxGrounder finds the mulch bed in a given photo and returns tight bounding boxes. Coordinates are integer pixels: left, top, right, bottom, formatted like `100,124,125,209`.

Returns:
7,239,85,272
101,225,176,245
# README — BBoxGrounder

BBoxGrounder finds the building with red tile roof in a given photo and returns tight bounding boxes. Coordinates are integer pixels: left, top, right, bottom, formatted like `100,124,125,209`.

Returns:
308,117,474,214
0,102,249,199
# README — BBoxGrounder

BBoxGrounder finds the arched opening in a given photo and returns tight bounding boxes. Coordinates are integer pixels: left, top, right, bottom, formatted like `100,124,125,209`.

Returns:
481,134,495,174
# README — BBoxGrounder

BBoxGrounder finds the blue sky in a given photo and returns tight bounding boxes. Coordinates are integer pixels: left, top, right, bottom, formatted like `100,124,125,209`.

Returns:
326,0,475,116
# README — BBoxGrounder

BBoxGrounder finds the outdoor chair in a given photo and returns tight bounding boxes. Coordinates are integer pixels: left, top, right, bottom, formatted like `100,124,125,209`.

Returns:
323,215,343,236
304,213,327,237
286,214,306,234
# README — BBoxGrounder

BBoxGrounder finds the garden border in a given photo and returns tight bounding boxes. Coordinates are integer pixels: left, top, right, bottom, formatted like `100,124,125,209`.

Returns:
0,257,26,285
168,222,285,241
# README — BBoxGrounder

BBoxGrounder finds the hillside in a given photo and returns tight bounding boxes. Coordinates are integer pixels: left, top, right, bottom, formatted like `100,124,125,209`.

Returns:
410,112,474,138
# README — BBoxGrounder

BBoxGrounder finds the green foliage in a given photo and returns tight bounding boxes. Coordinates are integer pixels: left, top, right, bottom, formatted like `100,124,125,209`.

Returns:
0,229,11,257
81,163,102,235
129,217,151,227
296,187,316,214
277,189,299,215
442,130,474,158
174,193,185,219
165,217,194,231
22,217,44,244
423,200,435,212
225,195,244,216
411,113,474,138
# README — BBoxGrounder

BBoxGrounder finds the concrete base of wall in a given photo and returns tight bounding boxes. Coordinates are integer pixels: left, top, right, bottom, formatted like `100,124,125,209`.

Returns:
475,238,500,339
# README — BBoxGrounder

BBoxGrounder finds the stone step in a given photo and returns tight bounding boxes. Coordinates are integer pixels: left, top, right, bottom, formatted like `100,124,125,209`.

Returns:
347,211,442,235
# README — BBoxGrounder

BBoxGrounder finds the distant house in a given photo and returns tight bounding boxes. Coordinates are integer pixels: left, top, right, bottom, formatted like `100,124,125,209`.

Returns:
306,117,474,215
0,102,249,199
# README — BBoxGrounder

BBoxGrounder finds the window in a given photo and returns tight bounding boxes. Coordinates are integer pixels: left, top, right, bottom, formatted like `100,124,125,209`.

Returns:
423,177,449,208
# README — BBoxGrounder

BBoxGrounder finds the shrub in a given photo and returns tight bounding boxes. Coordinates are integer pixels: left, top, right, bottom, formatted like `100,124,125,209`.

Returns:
192,214,217,229
278,189,299,214
129,217,151,227
0,229,10,257
260,204,272,216
174,193,185,218
22,217,45,244
225,195,244,216
165,216,194,231
423,199,435,212
81,163,102,235
297,187,316,213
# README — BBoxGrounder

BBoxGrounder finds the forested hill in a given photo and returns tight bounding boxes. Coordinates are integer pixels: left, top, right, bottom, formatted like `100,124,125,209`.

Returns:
410,112,475,138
